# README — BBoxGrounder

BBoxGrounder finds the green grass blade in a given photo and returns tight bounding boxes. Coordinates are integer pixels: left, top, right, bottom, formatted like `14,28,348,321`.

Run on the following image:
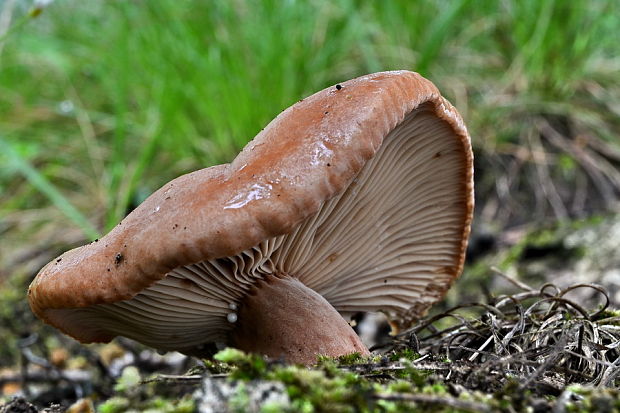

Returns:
0,138,100,240
416,0,471,75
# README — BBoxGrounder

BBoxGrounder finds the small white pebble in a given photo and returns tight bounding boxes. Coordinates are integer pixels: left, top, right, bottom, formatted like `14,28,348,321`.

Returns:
228,303,238,311
227,313,237,323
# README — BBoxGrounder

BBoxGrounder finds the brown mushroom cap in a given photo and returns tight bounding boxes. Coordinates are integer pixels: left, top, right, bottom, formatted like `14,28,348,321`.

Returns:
28,70,474,357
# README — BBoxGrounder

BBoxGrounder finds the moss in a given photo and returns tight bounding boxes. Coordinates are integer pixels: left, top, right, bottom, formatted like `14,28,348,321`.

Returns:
591,308,620,322
335,352,365,365
97,363,196,413
213,347,248,364
388,348,420,362
393,366,430,388
386,380,414,394
97,396,130,413
272,366,373,412
205,349,492,412
199,358,232,375
97,390,195,413
564,386,620,413
213,348,269,380
209,350,377,411
114,366,141,393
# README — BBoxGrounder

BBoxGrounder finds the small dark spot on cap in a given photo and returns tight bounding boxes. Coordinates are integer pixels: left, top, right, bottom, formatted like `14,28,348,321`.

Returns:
335,84,342,90
384,279,387,283
165,196,171,200
95,239,99,242
107,268,111,272
56,258,62,263
327,163,331,167
114,253,123,265
433,152,442,158
183,226,187,230
324,111,329,115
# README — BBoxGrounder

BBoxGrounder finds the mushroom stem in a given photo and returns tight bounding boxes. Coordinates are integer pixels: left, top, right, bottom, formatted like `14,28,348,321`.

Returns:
230,274,370,365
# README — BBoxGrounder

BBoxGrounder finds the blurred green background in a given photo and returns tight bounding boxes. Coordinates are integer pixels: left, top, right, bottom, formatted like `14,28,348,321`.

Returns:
1,0,619,276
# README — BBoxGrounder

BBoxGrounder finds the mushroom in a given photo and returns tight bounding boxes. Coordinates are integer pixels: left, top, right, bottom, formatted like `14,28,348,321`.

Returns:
28,71,474,365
